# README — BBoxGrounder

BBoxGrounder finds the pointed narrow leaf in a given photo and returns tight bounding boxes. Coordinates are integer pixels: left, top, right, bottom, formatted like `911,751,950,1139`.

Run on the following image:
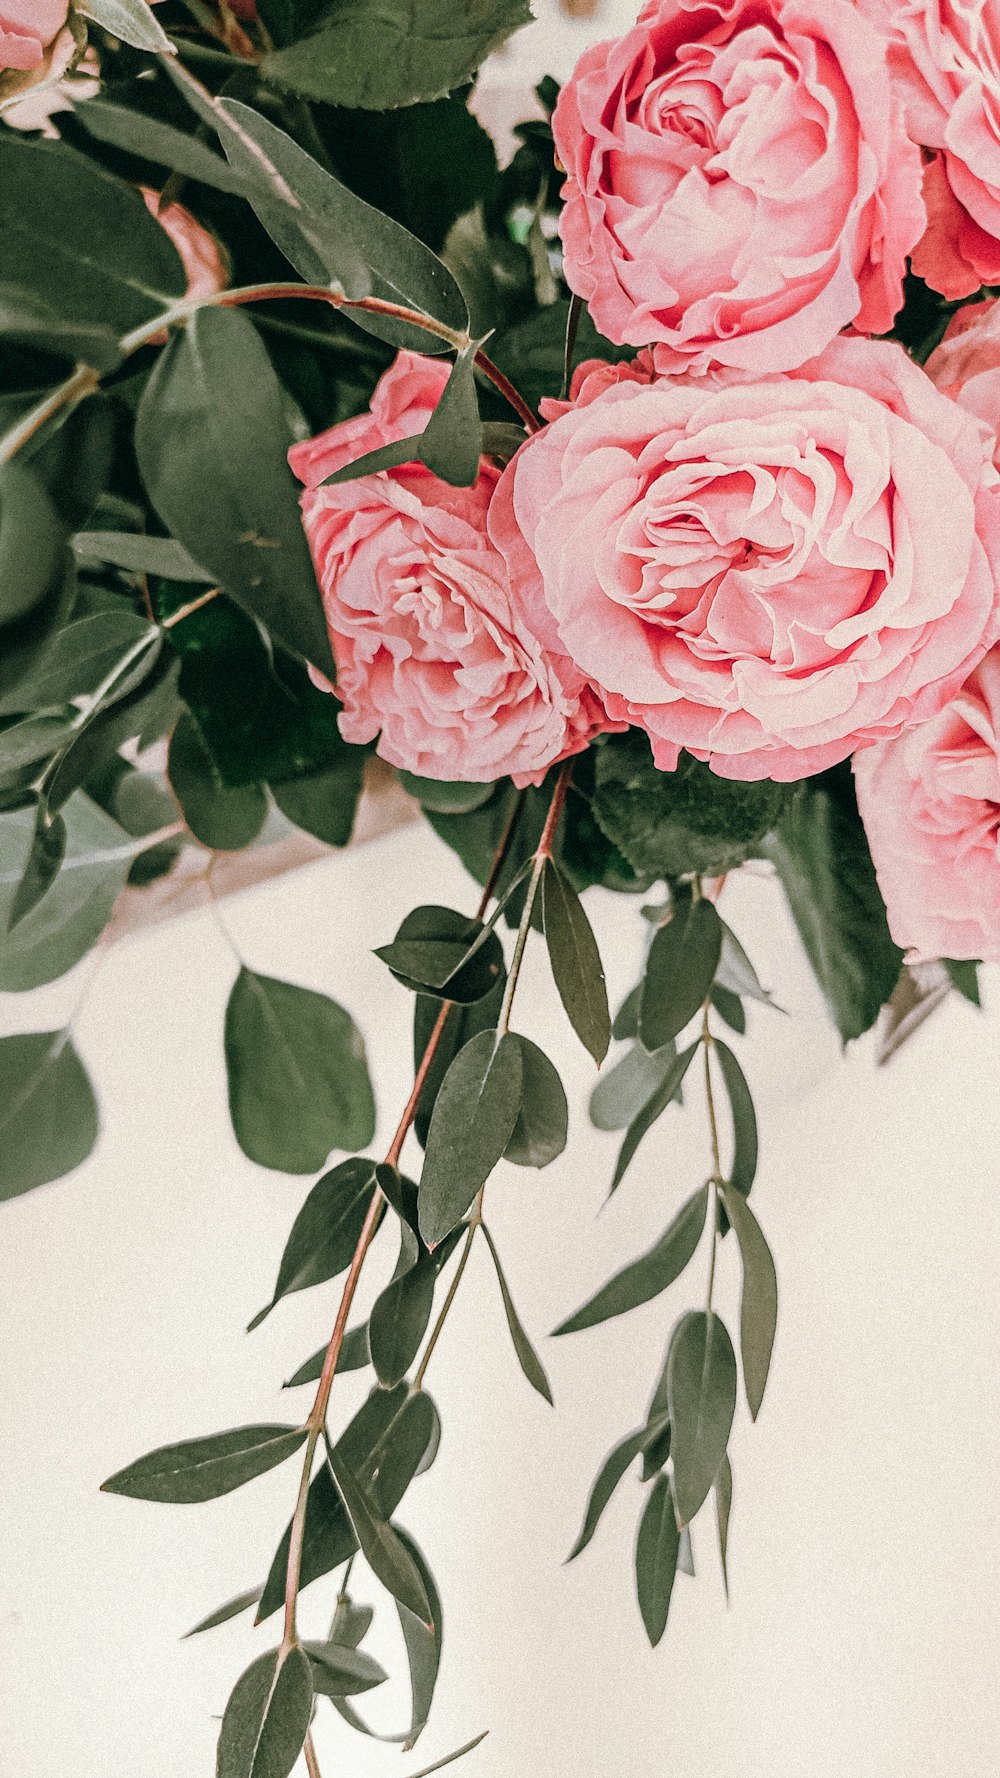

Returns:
589,1040,677,1133
502,1034,567,1169
717,922,774,1006
945,958,980,1005
0,1031,98,1202
283,1323,370,1388
553,1185,708,1336
74,101,255,198
250,1159,378,1328
375,905,504,1004
714,1039,758,1195
418,1029,522,1248
303,1642,387,1698
612,983,642,1041
8,814,67,931
542,859,610,1064
610,1041,699,1194
216,1645,313,1778
710,983,746,1034
677,1525,695,1578
394,1526,443,1749
77,0,173,51
326,1442,433,1626
481,1223,552,1403
719,1182,777,1419
367,1389,439,1519
369,1233,435,1389
329,1598,375,1649
635,1473,680,1647
325,343,483,489
567,1408,671,1561
666,1311,737,1528
225,970,375,1173
72,530,210,582
183,1587,262,1638
256,1462,357,1624
102,1424,307,1504
715,1454,733,1601
640,898,722,1050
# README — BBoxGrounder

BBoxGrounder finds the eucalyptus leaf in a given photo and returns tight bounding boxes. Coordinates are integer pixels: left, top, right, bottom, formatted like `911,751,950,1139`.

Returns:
634,1472,680,1647
718,1182,777,1420
404,1732,489,1777
715,1454,733,1602
74,99,256,198
640,897,722,1051
135,307,334,675
565,1403,675,1564
216,1645,313,1778
271,761,364,848
328,1597,374,1649
375,905,505,1004
326,1441,433,1626
481,1223,552,1403
168,712,267,852
394,1527,443,1749
0,611,157,717
224,970,375,1173
666,1311,738,1528
610,1041,699,1195
283,1322,371,1388
0,716,76,777
256,1462,356,1625
589,1039,677,1134
714,1040,758,1196
710,984,746,1035
418,1029,523,1248
0,283,122,372
612,984,641,1042
250,1158,379,1328
945,958,981,1005
412,977,505,1149
553,1185,708,1336
541,858,610,1065
502,1034,567,1169
77,0,173,51
324,341,483,489
0,1030,98,1202
397,774,493,815
303,1642,387,1698
102,1424,307,1504
72,530,210,583
183,1587,263,1639
7,809,66,932
367,1388,439,1518
716,922,774,1006
369,1229,435,1389
0,461,66,629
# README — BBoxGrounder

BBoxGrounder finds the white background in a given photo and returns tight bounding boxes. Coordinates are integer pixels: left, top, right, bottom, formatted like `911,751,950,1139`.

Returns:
2,821,998,1778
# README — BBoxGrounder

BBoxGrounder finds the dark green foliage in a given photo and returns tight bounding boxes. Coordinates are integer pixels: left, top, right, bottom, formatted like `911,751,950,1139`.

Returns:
553,1186,709,1335
502,1035,567,1168
481,1223,552,1403
0,1030,98,1201
216,1645,313,1778
635,1473,680,1647
376,904,505,1003
102,1424,308,1504
665,1311,737,1527
418,1029,523,1247
639,896,722,1050
610,1041,699,1194
249,1157,380,1327
541,859,610,1064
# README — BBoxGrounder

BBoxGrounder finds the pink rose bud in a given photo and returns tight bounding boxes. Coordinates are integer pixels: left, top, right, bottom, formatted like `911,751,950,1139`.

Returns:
552,0,925,374
854,647,1000,963
140,189,228,304
860,0,1000,300
489,336,1000,782
289,352,615,786
0,0,68,72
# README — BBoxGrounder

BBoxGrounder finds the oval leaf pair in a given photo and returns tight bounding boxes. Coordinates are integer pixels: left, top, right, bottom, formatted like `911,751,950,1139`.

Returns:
418,1029,523,1248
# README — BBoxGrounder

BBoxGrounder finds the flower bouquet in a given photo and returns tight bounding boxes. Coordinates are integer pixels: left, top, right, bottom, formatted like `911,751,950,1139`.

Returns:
2,2,998,1774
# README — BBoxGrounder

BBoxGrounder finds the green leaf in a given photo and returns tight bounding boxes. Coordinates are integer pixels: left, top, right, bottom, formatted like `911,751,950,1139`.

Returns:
217,102,468,356
677,1524,695,1578
256,1462,356,1625
714,1040,758,1196
376,905,505,1004
0,461,66,629
0,794,148,992
7,812,66,930
480,1223,552,1403
765,767,904,1041
167,712,267,852
303,1642,387,1697
0,136,185,334
710,984,745,1035
324,340,483,489
0,283,122,373
397,773,493,815
283,1322,370,1388
553,1185,708,1336
183,1587,263,1639
412,977,505,1149
325,98,499,255
225,970,375,1173
0,716,74,779
639,897,723,1051
73,531,210,583
610,1041,699,1194
262,0,532,110
271,761,364,847
591,730,791,878
718,1182,777,1420
490,301,633,418
0,1030,98,1202
216,1645,313,1778
366,1388,439,1518
634,1473,680,1647
135,307,334,676
0,611,157,717
502,1034,567,1169
666,1311,738,1527
326,1442,433,1626
567,1411,670,1562
716,922,774,1007
715,1454,733,1602
404,1733,488,1777
74,99,256,198
328,1596,374,1649
945,958,981,1005
78,0,173,50
250,1158,379,1328
394,1527,443,1749
589,1040,678,1133
612,984,642,1042
369,1228,435,1388
102,1424,307,1504
541,859,610,1065
418,1029,523,1248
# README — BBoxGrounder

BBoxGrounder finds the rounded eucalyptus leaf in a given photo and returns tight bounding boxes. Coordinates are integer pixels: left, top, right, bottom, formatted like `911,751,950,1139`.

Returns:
503,1034,567,1169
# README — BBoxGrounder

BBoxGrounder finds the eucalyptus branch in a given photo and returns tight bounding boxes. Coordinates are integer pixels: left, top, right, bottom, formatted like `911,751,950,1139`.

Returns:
701,1000,722,1313
413,1218,478,1390
497,759,573,1035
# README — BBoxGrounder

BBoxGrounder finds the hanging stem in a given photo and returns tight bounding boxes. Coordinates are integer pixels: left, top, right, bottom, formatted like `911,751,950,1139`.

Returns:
702,1000,722,1313
497,759,573,1036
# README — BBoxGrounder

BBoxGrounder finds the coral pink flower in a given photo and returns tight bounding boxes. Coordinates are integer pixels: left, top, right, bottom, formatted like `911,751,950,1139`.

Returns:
489,336,1000,781
854,647,1000,962
926,297,1000,468
552,0,924,373
140,189,228,305
289,353,614,785
861,0,1000,299
0,0,66,72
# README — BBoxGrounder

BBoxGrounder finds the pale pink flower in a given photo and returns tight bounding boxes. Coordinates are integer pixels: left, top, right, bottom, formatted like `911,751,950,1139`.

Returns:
926,297,1000,469
0,0,67,72
854,647,1000,962
552,0,924,374
139,189,228,305
489,336,1000,781
289,353,614,785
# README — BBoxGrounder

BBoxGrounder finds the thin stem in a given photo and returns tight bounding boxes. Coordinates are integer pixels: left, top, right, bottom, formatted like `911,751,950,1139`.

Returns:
119,283,470,359
702,1001,722,1313
496,760,573,1036
474,350,541,433
384,1000,451,1169
0,366,100,466
303,1729,323,1778
161,587,222,629
413,1217,478,1390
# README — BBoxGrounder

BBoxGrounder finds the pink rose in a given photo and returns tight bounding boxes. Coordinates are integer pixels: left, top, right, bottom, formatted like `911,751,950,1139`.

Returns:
926,297,1000,469
0,0,67,72
860,0,1000,299
854,647,1000,962
140,189,228,305
488,336,1000,781
288,352,613,786
551,0,924,374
